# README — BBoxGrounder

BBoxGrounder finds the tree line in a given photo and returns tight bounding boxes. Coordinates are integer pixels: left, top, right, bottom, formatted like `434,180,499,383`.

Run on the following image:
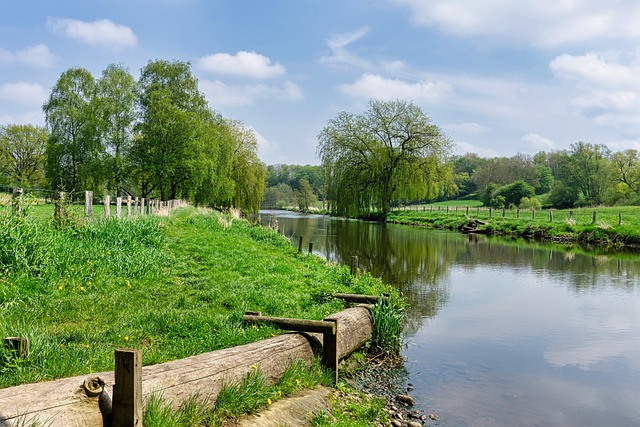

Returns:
0,60,265,213
264,100,640,215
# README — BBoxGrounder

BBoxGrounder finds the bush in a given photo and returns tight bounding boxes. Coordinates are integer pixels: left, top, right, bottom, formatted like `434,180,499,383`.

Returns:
519,197,541,210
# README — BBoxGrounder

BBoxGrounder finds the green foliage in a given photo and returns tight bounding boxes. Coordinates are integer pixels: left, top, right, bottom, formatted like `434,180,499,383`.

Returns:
548,181,579,209
0,124,48,187
519,196,541,210
370,293,406,357
494,180,535,207
318,99,453,216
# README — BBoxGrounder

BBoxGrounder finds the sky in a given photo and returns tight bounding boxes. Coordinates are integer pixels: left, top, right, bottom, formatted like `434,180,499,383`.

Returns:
2,1,640,166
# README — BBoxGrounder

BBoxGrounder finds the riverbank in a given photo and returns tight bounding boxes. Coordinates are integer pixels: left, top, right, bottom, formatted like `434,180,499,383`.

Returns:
0,206,401,425
387,206,640,248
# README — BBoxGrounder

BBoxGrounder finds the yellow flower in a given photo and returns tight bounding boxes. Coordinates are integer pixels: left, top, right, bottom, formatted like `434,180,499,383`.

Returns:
296,379,301,386
252,325,257,329
126,280,131,288
87,281,92,286
251,364,257,370
80,286,86,291
82,344,90,349
57,285,63,290
124,336,129,341
277,390,282,397
267,398,272,405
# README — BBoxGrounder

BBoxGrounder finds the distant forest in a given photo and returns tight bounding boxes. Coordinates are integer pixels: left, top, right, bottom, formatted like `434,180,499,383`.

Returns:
262,142,640,210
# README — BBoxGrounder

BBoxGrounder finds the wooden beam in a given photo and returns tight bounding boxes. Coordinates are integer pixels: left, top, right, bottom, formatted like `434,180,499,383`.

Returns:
112,349,142,427
242,314,336,335
333,293,388,304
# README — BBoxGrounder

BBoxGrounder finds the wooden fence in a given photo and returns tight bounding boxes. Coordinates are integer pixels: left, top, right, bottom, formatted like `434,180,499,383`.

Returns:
395,204,631,226
5,187,186,220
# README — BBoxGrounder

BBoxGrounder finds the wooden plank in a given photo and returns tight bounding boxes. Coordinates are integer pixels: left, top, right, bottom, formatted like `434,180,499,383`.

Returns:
333,293,388,304
242,314,336,334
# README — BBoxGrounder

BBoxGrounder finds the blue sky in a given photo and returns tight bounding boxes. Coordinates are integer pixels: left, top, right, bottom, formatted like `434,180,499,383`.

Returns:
2,0,640,165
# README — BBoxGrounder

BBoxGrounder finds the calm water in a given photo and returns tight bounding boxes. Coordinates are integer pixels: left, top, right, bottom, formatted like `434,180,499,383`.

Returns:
259,210,640,427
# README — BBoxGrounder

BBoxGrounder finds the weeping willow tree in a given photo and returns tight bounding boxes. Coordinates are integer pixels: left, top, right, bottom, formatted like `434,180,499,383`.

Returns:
317,99,455,217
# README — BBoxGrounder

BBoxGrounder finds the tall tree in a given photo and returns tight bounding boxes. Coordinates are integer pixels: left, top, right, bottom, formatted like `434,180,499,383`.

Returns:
226,120,266,213
561,142,612,205
96,64,138,196
318,99,453,216
0,124,48,187
612,149,640,196
134,60,207,200
43,67,101,191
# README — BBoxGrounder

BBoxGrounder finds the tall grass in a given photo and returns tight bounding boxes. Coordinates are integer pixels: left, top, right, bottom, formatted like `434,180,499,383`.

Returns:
370,293,406,357
1,206,392,388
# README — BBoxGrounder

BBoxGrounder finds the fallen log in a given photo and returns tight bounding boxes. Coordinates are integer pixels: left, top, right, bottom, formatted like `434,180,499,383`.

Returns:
0,306,373,427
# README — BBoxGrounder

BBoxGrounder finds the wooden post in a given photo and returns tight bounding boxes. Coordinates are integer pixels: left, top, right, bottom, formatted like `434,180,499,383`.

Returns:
54,192,65,222
104,195,111,218
308,242,313,254
85,191,93,219
127,196,132,217
476,207,480,217
516,208,520,219
350,256,359,277
141,198,146,215
446,206,449,214
116,197,122,218
619,212,622,226
549,209,553,222
466,206,469,216
4,337,29,359
112,349,142,427
134,197,139,215
502,208,505,218
532,208,535,219
298,235,303,253
12,187,23,215
592,210,597,224
489,207,492,218
322,318,339,385
569,210,573,220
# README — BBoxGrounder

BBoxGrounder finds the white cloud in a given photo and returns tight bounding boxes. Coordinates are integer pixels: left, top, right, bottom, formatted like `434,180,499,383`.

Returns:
454,140,499,157
340,73,452,103
445,122,488,135
0,44,55,68
320,27,372,69
197,51,286,79
393,0,640,47
0,82,48,107
521,133,556,151
47,17,138,50
199,79,303,107
550,52,640,88
0,110,45,126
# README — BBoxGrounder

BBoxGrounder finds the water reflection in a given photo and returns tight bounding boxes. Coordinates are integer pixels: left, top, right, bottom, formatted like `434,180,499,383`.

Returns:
259,210,640,426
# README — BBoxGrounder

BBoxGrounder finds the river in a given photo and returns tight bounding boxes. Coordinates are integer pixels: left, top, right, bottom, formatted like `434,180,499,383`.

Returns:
259,210,640,427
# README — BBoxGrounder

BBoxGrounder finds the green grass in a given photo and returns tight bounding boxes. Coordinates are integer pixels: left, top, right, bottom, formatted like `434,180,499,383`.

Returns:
0,205,392,389
143,358,333,427
387,205,640,247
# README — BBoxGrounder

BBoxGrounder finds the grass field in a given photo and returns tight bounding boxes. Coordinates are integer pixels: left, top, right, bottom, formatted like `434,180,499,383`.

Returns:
388,205,640,247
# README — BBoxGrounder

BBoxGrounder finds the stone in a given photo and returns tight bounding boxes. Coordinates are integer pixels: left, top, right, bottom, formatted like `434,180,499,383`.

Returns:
395,394,415,406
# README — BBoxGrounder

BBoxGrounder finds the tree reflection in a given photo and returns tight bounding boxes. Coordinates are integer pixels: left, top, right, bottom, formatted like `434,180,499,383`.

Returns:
260,211,640,336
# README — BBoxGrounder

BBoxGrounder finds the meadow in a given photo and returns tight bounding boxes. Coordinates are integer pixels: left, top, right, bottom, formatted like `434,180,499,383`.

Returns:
0,202,395,425
388,204,640,247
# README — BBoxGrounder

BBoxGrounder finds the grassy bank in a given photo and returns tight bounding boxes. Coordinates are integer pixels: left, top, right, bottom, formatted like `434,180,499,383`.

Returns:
1,204,397,424
387,205,640,248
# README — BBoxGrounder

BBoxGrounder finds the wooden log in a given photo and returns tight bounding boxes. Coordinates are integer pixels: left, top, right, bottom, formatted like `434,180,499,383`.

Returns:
333,293,386,304
0,334,314,427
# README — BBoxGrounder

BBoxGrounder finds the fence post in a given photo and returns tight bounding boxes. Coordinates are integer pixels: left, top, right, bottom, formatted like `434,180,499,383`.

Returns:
126,196,132,217
350,256,359,277
308,242,313,254
84,191,93,219
141,198,146,215
116,197,122,218
569,210,573,220
12,187,23,216
489,207,492,218
476,207,480,217
549,209,553,222
502,208,506,218
466,206,469,216
532,208,535,219
619,212,622,226
112,349,143,427
298,236,303,253
104,195,111,218
54,192,65,222
592,210,597,224
134,197,139,215
4,337,29,359
516,208,520,219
